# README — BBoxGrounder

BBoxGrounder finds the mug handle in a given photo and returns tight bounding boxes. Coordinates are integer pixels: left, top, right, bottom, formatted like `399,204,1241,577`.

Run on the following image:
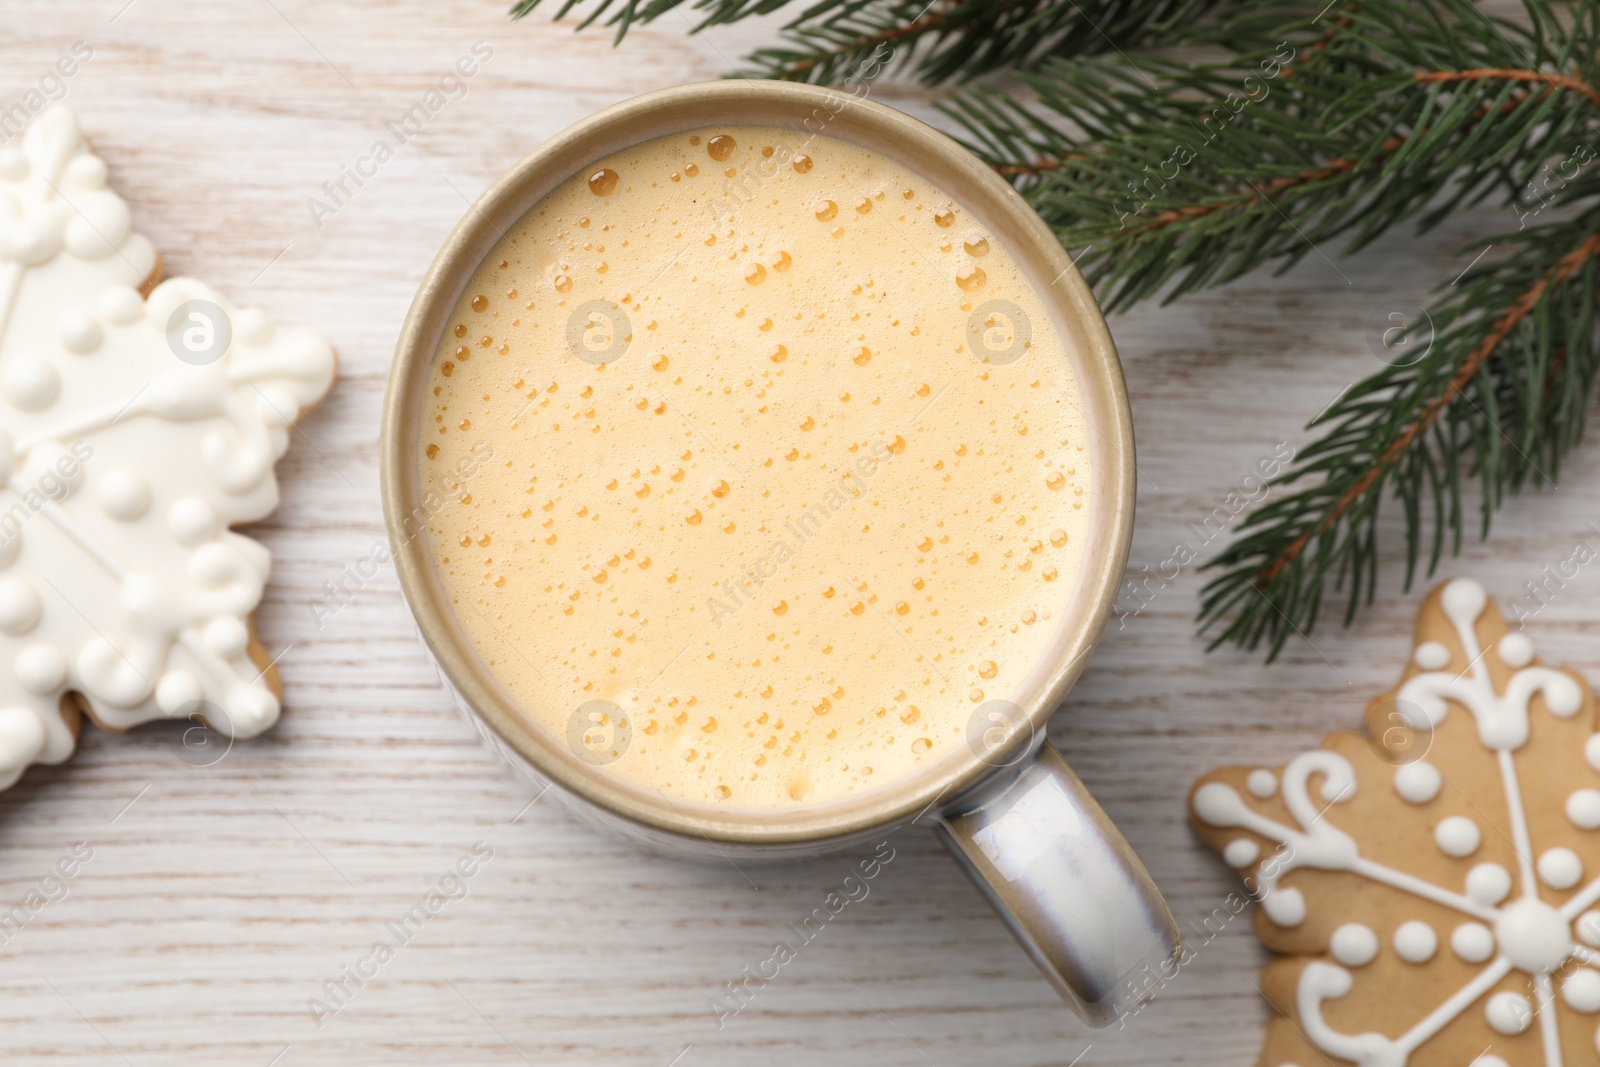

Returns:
932,740,1180,1026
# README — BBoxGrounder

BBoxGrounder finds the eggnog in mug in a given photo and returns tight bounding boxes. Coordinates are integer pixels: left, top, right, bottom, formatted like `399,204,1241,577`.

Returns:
421,126,1091,809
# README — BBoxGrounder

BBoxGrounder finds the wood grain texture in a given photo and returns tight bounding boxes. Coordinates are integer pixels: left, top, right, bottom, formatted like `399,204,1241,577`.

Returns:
2,3,1596,1065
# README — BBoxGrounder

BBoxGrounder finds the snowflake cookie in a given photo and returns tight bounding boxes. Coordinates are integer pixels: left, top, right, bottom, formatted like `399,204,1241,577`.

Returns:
0,104,335,789
1190,577,1600,1066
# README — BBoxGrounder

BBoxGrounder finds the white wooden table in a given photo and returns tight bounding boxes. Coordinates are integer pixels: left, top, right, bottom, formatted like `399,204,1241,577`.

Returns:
3,3,1595,1064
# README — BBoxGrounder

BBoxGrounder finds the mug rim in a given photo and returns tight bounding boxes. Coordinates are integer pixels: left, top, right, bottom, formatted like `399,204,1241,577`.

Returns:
380,79,1135,846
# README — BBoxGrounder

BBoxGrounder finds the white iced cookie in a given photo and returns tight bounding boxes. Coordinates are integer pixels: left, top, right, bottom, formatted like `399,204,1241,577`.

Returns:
0,105,335,788
1190,578,1600,1067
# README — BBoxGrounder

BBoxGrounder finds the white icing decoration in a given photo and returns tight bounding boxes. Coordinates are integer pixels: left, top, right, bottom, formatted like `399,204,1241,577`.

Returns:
1565,969,1600,1013
1569,789,1600,830
1434,815,1480,858
1330,923,1379,967
22,441,84,497
1465,863,1512,906
94,468,149,521
1247,769,1278,798
0,706,46,777
1393,761,1441,804
1414,641,1451,669
1498,632,1533,668
0,105,334,789
1538,847,1583,890
0,577,39,634
167,496,219,546
15,644,65,693
1451,922,1495,963
226,684,278,732
1223,838,1259,868
1392,921,1437,963
1496,898,1571,971
203,615,249,658
1,360,59,410
1396,578,1581,751
1210,577,1600,1067
155,669,202,715
57,311,99,354
1485,991,1533,1034
1192,751,1363,928
95,286,141,325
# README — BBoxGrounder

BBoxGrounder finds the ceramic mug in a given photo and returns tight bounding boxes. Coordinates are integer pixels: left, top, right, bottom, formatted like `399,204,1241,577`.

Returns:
380,80,1179,1026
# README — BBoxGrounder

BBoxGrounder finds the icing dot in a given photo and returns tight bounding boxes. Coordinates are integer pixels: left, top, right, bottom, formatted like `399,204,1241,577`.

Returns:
0,707,46,771
1539,847,1583,889
227,685,279,733
156,671,204,716
1543,673,1583,717
1262,888,1306,927
1569,789,1600,830
1434,816,1481,858
1497,632,1534,667
1451,922,1495,963
0,360,59,410
14,644,66,694
1587,734,1600,773
63,154,107,190
1414,641,1451,669
1246,769,1277,798
58,312,102,354
1565,969,1600,1013
0,578,40,634
203,616,249,659
1393,921,1437,964
1465,862,1513,906
204,617,248,659
1485,991,1533,1035
234,307,272,346
1579,911,1600,947
22,442,85,496
1329,923,1379,967
1192,782,1248,827
168,497,221,546
1441,577,1487,620
1394,761,1442,804
1223,838,1260,868
95,286,144,325
0,149,25,181
95,468,150,521
66,203,127,257
1495,898,1571,971
190,543,240,588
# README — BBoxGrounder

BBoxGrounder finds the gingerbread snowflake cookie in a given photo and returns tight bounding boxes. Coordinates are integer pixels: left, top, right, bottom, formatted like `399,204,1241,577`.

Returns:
1190,577,1600,1066
0,105,334,789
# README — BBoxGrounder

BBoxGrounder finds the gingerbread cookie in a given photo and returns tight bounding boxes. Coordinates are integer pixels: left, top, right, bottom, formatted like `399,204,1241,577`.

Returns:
0,104,335,789
1190,578,1600,1066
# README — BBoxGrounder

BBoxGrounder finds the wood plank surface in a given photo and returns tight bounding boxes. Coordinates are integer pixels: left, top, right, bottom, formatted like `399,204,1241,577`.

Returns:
1,2,1594,1064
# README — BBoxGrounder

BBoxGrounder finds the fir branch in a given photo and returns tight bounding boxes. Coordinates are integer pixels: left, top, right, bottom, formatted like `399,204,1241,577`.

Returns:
1199,208,1600,656
508,0,1215,81
946,2,1600,311
1414,67,1600,108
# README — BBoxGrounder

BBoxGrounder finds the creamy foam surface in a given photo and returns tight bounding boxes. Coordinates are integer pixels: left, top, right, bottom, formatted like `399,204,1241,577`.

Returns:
422,126,1092,808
